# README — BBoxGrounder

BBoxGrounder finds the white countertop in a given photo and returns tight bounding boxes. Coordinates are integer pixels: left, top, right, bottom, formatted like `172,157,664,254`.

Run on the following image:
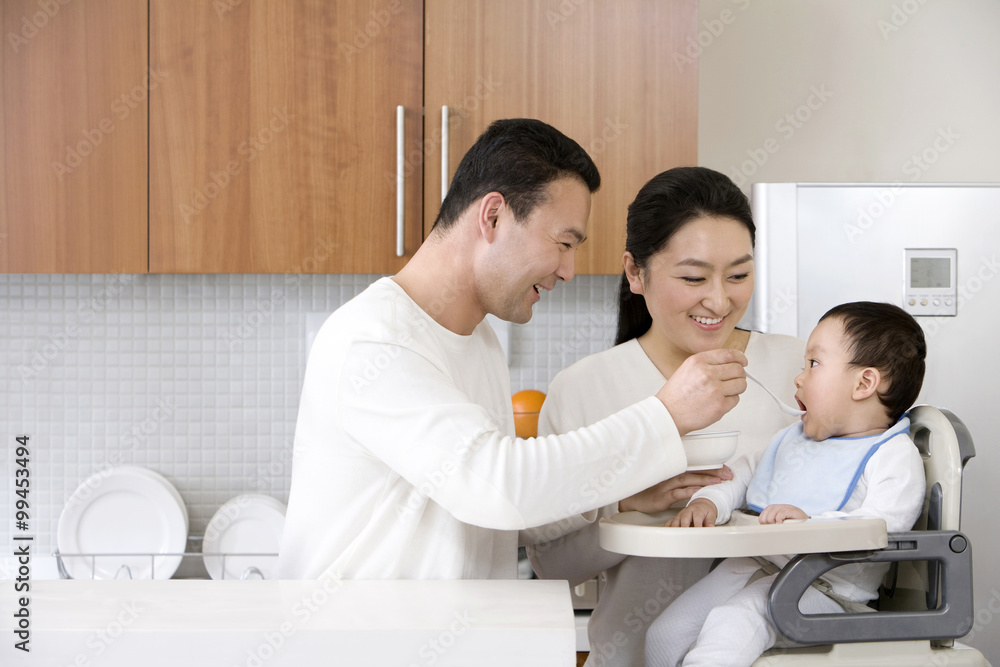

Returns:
1,579,576,666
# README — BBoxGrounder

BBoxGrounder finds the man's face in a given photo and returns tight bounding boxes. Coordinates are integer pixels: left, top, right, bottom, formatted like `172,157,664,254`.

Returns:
477,176,592,324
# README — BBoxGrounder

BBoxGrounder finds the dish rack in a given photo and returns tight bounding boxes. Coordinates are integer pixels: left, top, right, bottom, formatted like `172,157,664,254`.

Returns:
53,535,279,581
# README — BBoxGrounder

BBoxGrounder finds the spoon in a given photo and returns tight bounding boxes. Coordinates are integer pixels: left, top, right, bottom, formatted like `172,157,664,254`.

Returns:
745,371,806,416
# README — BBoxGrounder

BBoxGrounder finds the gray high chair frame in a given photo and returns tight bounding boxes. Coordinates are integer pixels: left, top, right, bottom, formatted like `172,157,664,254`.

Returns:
755,405,988,664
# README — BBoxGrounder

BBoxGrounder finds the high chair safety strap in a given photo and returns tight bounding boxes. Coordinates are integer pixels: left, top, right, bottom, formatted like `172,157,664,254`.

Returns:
750,557,875,615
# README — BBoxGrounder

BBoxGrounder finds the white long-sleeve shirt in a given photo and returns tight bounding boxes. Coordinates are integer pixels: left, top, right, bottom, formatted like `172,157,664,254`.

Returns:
276,278,689,580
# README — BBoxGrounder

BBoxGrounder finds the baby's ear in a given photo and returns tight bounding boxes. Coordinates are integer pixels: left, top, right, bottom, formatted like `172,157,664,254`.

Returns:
853,367,882,400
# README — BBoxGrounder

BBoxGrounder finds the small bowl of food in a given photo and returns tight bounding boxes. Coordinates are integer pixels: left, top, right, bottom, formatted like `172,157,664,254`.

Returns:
681,430,739,470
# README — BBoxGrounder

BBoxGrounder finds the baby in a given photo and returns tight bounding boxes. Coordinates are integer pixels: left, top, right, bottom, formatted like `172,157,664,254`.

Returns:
645,301,928,667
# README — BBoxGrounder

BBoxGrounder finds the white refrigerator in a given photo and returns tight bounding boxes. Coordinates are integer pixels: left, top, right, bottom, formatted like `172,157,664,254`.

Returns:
749,182,1000,660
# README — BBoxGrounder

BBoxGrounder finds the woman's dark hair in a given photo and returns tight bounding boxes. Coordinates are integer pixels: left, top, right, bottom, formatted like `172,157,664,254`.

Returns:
615,167,755,345
819,301,927,424
432,118,601,230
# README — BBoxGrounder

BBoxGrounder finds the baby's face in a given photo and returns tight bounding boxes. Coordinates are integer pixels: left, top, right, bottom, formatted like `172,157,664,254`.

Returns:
793,317,863,440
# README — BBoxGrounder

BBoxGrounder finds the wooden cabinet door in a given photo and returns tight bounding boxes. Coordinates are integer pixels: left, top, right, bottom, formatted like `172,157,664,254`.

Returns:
424,0,698,275
0,0,148,273
150,0,424,273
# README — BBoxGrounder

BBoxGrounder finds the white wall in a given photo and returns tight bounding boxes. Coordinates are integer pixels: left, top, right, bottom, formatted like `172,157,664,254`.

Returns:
698,0,1000,188
698,1,1000,659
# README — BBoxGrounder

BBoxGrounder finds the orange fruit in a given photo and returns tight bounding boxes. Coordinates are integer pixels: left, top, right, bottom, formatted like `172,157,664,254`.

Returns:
512,389,546,438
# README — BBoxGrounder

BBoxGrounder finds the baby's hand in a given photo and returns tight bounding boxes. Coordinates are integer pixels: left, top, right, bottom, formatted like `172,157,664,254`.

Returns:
759,504,808,524
667,498,719,527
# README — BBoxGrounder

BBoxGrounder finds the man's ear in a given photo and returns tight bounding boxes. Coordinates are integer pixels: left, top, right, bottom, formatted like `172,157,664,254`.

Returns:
853,367,882,401
623,252,645,295
477,192,506,242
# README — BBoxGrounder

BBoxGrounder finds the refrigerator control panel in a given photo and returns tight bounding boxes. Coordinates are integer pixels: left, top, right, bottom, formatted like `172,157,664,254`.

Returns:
904,248,957,316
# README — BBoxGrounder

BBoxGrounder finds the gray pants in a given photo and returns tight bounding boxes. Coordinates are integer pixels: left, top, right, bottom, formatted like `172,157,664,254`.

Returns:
644,556,844,667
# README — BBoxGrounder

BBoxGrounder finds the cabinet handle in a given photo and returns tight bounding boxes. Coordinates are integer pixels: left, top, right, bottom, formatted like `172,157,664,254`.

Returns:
396,105,405,257
441,105,450,202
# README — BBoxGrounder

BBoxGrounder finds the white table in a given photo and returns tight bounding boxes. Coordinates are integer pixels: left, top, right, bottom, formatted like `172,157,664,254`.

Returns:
0,579,576,666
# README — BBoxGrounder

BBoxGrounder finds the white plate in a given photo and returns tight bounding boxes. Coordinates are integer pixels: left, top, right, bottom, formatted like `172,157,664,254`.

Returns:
202,494,286,580
57,466,188,580
681,430,739,470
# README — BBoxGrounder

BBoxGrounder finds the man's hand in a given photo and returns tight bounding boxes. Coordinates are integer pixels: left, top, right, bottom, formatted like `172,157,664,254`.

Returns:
656,349,748,435
619,467,732,513
759,504,808,524
667,498,719,527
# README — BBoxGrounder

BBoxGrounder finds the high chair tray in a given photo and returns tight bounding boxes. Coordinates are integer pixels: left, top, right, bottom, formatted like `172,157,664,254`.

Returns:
599,510,888,558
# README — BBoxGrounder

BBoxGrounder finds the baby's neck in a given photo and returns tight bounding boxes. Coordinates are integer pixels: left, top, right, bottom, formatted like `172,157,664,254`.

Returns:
835,426,888,438
828,413,894,439
826,400,895,439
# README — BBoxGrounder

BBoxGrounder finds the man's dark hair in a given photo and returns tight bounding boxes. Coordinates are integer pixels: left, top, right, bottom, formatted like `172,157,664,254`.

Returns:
432,118,600,230
820,301,927,423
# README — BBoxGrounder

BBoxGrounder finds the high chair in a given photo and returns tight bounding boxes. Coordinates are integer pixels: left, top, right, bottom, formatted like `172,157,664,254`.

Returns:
752,405,989,665
598,405,991,666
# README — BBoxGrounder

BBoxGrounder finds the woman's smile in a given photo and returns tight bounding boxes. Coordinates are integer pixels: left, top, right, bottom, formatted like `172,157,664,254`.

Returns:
691,314,726,330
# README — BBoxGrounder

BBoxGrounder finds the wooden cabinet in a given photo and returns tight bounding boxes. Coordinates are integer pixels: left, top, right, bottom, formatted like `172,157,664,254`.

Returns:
424,0,698,274
2,0,695,274
149,0,424,273
0,0,148,273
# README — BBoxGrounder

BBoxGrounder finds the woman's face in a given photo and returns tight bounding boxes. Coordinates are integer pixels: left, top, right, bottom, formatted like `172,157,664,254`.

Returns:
627,215,755,359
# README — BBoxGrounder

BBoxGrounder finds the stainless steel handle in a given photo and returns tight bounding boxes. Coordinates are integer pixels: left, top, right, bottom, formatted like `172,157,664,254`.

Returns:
441,105,450,202
396,105,405,257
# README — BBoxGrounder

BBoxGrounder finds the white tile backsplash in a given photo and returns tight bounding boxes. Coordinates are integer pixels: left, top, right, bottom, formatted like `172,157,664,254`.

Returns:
0,273,618,557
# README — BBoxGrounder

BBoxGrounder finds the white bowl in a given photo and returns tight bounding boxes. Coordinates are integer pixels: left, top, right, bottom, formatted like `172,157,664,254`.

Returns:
682,430,739,470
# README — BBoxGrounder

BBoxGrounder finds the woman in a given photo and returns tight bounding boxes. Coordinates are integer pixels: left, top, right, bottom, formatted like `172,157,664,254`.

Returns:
525,167,805,667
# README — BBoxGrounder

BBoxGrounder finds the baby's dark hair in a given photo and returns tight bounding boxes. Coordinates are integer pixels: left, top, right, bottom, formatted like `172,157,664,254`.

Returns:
819,301,926,423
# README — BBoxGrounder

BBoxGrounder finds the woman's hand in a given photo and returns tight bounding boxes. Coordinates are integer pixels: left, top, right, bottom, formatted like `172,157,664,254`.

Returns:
759,504,808,524
657,349,748,435
618,466,732,514
667,498,719,527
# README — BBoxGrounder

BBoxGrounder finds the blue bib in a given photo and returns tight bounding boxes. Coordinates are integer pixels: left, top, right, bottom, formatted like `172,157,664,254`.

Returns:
745,417,911,515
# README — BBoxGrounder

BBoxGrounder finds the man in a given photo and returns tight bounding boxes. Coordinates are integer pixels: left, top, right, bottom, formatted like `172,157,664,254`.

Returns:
277,119,746,580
